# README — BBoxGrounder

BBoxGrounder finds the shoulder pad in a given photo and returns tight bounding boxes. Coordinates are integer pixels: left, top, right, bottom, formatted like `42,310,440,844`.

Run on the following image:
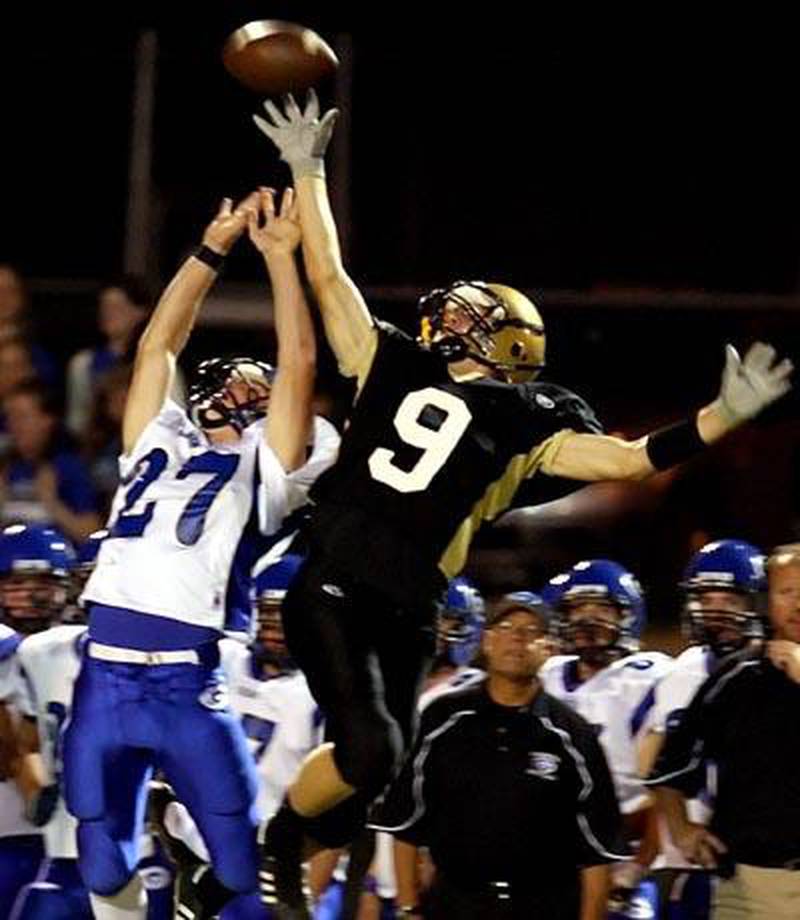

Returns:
521,382,603,435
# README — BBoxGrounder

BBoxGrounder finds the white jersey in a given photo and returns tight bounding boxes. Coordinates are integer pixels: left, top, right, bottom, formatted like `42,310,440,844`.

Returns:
15,624,86,858
83,402,338,633
0,624,39,839
540,651,673,814
166,640,322,860
647,644,717,869
220,639,322,820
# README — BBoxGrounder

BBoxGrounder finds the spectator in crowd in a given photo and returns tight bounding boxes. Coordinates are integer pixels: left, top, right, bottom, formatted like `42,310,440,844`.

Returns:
0,264,58,386
81,363,131,511
373,597,626,920
645,542,800,919
0,336,39,453
66,275,184,436
0,381,101,544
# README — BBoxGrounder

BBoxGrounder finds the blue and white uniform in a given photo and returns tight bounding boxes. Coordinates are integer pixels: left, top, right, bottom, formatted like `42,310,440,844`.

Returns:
11,624,175,919
540,652,673,815
63,401,338,898
164,639,323,920
0,625,44,918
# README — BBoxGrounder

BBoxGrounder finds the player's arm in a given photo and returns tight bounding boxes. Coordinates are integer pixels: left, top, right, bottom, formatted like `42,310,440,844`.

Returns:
123,193,259,453
544,342,792,481
248,187,316,471
254,93,378,389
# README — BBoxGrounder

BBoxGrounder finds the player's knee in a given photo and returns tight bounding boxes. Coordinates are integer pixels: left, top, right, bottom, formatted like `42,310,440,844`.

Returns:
335,710,402,796
77,820,137,896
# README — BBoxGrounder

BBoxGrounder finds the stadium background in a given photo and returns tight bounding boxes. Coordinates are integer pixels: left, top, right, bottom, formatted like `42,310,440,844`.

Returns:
1,8,798,646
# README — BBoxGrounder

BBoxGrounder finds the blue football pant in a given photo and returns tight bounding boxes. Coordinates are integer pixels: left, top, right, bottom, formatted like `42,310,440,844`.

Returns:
63,656,259,897
0,836,45,918
10,858,93,919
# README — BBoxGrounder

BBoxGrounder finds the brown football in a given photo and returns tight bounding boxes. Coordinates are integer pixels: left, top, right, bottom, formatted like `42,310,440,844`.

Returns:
222,20,339,96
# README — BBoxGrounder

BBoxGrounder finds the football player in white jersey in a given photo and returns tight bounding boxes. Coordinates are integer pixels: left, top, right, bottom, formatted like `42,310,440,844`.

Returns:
539,559,673,919
62,188,339,920
5,522,175,920
638,539,765,920
0,523,73,917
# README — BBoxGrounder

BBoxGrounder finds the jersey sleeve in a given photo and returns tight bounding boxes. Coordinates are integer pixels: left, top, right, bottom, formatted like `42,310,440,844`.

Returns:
516,383,604,480
256,416,340,536
118,399,188,479
643,665,725,797
0,631,23,707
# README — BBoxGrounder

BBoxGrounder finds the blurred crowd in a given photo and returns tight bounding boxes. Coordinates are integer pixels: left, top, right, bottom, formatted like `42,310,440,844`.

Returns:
0,264,186,545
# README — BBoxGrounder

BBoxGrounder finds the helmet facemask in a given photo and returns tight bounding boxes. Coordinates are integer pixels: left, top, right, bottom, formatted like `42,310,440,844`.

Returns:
1,570,66,634
418,281,545,384
558,595,635,668
189,357,274,435
683,588,763,658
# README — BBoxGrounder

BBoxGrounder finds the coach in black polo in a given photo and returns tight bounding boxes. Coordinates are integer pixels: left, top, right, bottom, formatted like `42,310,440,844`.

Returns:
371,595,627,920
645,542,800,920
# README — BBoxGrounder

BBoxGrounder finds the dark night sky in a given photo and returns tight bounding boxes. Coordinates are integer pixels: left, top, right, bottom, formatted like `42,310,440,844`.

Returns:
1,10,798,293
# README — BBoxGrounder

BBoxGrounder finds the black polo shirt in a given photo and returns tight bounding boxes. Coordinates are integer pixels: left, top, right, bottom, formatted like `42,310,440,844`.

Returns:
371,680,627,912
646,650,800,867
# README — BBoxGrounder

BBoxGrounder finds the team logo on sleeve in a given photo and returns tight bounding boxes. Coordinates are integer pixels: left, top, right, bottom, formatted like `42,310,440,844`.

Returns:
526,751,560,779
199,682,230,711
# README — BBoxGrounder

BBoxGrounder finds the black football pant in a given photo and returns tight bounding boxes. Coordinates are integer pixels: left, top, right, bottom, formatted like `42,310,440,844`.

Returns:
280,552,436,847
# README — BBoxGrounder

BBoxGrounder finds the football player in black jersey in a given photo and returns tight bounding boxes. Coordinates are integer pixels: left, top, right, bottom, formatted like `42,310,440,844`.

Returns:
246,93,793,918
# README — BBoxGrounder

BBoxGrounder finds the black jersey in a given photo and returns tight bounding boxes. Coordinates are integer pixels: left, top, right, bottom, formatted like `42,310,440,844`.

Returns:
308,323,602,605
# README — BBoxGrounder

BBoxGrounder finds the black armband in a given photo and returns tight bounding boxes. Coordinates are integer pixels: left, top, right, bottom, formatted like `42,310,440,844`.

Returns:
193,244,226,272
645,416,707,470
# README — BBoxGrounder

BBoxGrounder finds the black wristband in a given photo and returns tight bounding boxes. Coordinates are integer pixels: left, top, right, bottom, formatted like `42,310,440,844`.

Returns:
645,416,706,471
193,244,226,272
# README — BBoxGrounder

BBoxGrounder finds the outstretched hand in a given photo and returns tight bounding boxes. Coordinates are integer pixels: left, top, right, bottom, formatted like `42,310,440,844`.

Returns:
203,192,260,255
717,341,793,423
253,89,338,179
248,187,301,257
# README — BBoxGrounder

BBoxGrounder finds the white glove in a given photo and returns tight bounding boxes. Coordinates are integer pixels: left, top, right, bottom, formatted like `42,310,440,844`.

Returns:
716,341,793,423
253,90,339,179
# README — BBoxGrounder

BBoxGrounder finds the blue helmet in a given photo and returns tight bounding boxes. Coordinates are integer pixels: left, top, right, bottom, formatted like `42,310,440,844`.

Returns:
0,524,75,633
252,554,303,672
681,539,766,654
436,576,486,667
539,572,572,612
555,559,646,660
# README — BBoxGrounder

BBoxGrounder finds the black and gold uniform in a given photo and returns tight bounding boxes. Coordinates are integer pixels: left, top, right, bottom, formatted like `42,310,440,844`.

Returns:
282,321,601,839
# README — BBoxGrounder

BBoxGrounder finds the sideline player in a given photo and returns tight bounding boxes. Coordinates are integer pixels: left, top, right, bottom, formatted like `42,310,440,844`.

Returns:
62,188,338,920
252,92,792,915
540,559,673,916
638,540,765,919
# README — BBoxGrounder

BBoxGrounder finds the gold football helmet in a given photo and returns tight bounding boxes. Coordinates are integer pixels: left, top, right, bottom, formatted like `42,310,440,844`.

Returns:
418,280,545,383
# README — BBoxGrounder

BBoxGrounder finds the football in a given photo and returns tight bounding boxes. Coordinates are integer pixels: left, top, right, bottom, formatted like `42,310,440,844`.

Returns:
222,20,339,96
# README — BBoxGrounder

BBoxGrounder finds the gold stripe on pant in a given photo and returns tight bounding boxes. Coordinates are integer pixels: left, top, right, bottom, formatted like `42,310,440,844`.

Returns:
713,863,800,919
